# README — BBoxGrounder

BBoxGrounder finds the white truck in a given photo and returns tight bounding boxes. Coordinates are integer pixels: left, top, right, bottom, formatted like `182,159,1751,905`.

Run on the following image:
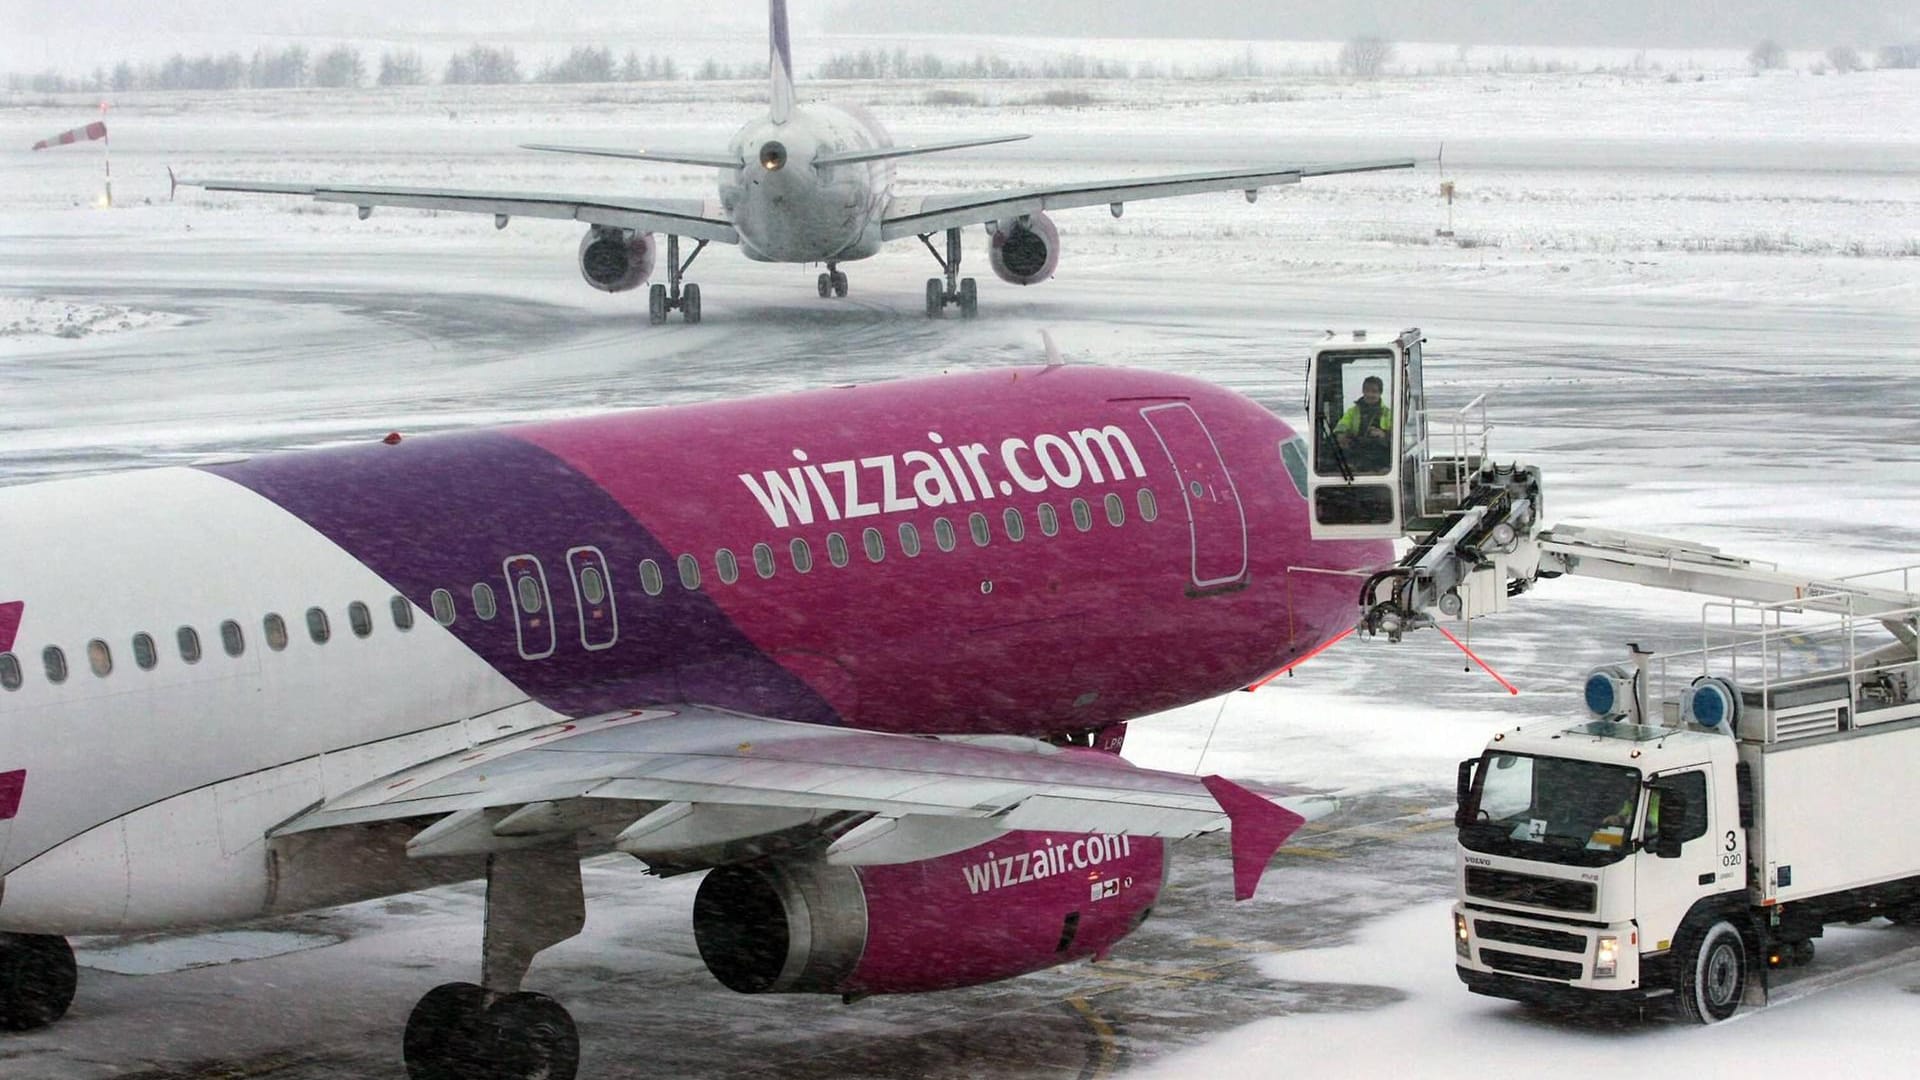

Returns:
1301,330,1920,1020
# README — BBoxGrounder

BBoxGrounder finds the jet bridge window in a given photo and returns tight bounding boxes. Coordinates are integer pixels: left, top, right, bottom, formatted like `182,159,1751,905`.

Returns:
87,640,112,677
0,652,19,690
132,632,158,670
43,646,67,684
178,627,203,663
263,614,288,652
1314,349,1395,478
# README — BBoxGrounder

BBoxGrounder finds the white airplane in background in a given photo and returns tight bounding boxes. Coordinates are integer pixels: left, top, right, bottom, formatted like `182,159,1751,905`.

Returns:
175,1,1413,324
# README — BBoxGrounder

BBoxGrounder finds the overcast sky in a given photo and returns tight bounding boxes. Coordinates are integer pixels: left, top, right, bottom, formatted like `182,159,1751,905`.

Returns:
5,1,1914,47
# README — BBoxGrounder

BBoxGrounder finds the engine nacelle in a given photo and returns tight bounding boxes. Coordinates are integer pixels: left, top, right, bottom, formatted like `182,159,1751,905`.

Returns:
987,212,1060,286
577,226,655,293
693,830,1164,996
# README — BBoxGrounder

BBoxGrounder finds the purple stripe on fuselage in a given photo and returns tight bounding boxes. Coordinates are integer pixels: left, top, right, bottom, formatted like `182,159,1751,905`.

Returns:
201,433,839,724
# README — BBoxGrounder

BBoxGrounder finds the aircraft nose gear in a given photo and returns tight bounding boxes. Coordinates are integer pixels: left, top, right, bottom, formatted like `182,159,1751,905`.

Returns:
817,264,849,298
919,226,979,318
648,234,709,325
0,933,78,1031
401,847,585,1080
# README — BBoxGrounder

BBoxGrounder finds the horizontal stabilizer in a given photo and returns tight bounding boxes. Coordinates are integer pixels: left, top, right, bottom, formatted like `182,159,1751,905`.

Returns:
1201,775,1308,901
814,133,1030,167
520,143,743,170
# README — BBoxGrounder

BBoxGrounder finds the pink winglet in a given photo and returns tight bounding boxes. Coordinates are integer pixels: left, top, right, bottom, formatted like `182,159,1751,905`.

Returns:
1201,775,1307,901
0,601,22,653
0,770,25,821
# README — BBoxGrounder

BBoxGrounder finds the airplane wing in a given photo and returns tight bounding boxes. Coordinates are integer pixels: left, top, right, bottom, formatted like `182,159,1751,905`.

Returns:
175,175,740,245
880,158,1415,240
273,705,1322,900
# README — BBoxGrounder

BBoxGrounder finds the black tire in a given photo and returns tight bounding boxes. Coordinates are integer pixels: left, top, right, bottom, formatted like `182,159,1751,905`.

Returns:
0,934,77,1032
482,992,580,1080
831,270,848,298
925,278,944,317
817,272,831,298
402,981,485,1080
683,283,702,324
958,277,978,318
647,283,668,325
1677,919,1747,1023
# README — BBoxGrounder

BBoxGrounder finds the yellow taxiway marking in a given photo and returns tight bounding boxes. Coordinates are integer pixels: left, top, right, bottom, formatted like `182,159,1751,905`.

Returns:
1066,995,1118,1079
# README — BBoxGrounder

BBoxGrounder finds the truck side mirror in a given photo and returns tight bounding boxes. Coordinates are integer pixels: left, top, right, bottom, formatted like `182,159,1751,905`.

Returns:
1454,758,1478,828
1649,791,1688,859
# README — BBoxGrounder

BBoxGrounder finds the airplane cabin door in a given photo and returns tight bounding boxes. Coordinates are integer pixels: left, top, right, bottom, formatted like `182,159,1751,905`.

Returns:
1140,403,1248,590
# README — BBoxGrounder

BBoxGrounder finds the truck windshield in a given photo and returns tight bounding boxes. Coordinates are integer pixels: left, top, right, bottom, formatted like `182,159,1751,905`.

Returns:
1460,752,1643,868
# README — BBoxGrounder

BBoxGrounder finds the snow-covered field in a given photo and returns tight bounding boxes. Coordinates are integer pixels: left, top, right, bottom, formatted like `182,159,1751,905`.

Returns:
3,49,1920,1078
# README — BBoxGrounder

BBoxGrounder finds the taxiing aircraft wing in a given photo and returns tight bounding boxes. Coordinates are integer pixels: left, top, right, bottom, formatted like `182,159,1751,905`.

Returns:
880,158,1415,240
174,176,739,244
273,705,1321,899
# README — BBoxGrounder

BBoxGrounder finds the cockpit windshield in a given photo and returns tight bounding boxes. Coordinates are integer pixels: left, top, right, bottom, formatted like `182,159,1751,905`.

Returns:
1460,752,1643,867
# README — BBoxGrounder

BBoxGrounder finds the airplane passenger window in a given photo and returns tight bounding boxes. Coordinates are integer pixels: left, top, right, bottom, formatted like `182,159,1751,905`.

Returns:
753,543,776,579
716,548,740,584
639,560,665,596
514,578,542,616
789,539,813,574
220,620,245,657
1003,508,1025,542
472,583,498,620
180,626,204,662
132,632,158,670
969,512,991,547
1071,498,1093,532
87,639,112,677
390,596,415,631
934,517,957,552
0,652,19,690
43,646,67,684
430,589,456,625
1038,503,1060,537
580,567,606,605
307,608,331,644
263,615,288,652
898,523,922,557
827,532,849,567
1105,493,1126,526
349,601,374,638
1138,489,1159,522
678,553,702,590
863,527,885,562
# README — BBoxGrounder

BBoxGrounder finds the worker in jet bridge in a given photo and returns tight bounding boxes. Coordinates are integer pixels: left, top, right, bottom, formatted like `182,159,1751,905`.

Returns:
1334,375,1393,472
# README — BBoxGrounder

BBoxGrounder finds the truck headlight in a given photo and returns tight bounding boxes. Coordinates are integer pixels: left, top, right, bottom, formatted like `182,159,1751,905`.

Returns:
1455,913,1470,957
1595,935,1619,979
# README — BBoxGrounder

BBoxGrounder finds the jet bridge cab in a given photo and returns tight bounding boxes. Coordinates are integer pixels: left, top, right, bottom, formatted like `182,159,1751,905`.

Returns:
1305,328,1484,541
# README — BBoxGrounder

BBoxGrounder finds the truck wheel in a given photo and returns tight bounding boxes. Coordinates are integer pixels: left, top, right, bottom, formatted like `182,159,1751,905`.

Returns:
1678,919,1747,1023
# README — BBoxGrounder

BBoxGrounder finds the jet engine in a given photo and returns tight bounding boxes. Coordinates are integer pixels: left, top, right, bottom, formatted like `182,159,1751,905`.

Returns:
987,212,1060,286
577,226,655,293
693,829,1164,995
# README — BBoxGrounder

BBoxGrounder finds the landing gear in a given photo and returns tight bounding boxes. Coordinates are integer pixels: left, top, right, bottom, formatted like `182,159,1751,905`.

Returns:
647,234,709,325
401,847,585,1080
0,933,77,1032
817,265,848,299
918,227,978,319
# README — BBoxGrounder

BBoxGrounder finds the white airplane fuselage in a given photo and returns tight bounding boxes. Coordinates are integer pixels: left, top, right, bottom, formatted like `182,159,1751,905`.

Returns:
720,103,895,264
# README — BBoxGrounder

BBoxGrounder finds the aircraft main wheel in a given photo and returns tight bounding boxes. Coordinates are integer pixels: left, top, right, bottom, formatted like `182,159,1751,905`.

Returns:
648,283,668,325
817,272,831,298
1676,919,1747,1023
478,992,580,1080
683,283,702,323
0,934,77,1032
403,982,486,1080
925,278,945,317
831,270,849,298
958,277,978,318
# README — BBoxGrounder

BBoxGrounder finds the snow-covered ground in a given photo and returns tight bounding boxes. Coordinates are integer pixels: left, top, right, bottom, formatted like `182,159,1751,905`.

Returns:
2,51,1919,1078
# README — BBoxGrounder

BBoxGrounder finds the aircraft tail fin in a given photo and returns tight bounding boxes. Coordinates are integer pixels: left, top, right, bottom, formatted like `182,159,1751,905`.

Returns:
769,0,795,124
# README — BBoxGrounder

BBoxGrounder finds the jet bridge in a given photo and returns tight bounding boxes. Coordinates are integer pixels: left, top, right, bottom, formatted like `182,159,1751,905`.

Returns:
1302,330,1920,646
